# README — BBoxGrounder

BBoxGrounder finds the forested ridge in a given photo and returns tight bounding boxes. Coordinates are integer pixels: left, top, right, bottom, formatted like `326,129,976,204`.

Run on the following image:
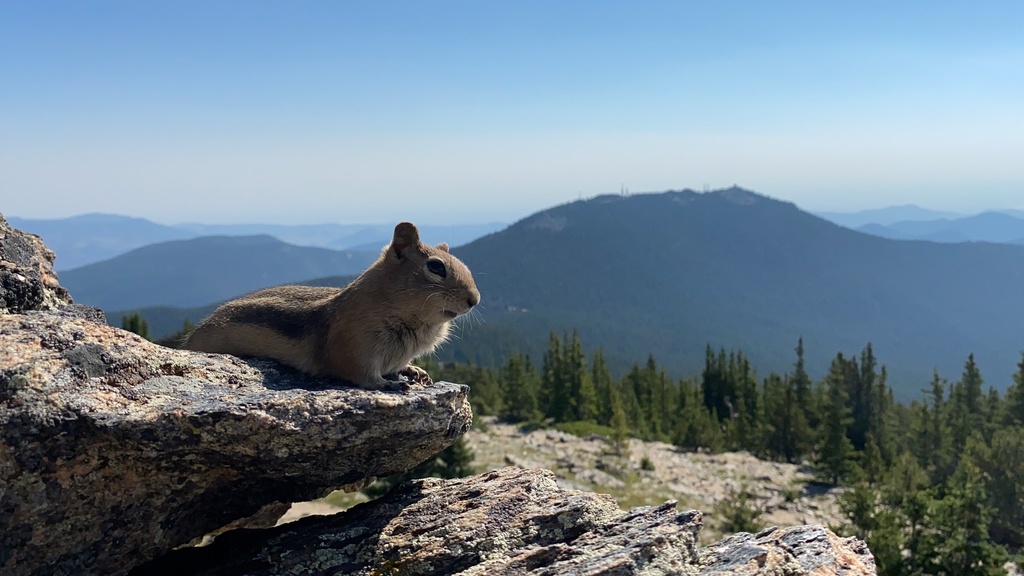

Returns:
103,189,1024,401
421,333,1024,575
447,188,1024,400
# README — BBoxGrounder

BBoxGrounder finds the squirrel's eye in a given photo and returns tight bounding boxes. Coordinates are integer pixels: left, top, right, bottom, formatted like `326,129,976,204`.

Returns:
426,260,447,278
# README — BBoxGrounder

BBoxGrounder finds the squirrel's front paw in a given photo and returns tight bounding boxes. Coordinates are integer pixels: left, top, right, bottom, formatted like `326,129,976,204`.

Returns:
398,364,433,386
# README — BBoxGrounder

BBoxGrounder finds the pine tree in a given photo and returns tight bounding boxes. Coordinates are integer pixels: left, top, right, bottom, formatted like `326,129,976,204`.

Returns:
639,355,664,439
541,332,568,421
499,352,538,423
859,435,884,485
881,450,929,508
918,455,1008,576
762,367,812,463
844,343,873,452
620,364,648,438
791,337,819,430
873,366,897,464
839,478,909,576
715,483,765,534
728,352,762,453
817,354,855,485
1003,351,1024,427
702,345,733,424
787,375,813,463
763,372,793,461
609,389,630,455
945,354,989,472
121,312,150,340
155,318,196,348
865,508,907,576
565,331,597,422
914,370,954,485
973,426,1024,548
674,384,724,453
652,366,678,441
592,349,615,426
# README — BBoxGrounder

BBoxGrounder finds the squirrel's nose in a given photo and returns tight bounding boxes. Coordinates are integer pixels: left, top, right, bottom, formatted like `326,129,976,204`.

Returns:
467,291,481,308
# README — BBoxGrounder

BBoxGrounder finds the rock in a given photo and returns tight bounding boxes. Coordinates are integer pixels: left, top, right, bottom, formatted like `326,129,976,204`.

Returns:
697,524,876,575
0,212,74,313
131,467,704,575
577,467,627,489
0,312,472,576
130,467,874,576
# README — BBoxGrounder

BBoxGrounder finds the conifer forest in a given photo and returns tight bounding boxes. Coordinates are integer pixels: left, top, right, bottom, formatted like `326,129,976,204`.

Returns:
421,332,1024,576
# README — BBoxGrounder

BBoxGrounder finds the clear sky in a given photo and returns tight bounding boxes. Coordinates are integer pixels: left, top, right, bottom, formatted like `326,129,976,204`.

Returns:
2,1,1022,224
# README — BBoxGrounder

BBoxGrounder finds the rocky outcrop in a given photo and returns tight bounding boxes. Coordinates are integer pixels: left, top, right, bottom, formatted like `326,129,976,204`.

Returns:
0,212,73,313
133,467,702,575
134,467,874,576
0,312,472,576
699,524,875,575
0,215,873,575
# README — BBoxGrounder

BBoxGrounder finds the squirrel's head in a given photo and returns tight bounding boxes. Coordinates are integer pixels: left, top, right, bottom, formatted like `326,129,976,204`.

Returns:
384,222,481,322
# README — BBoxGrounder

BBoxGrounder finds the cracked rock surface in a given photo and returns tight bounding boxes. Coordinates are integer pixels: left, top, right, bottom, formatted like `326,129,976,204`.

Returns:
132,466,704,576
0,312,471,576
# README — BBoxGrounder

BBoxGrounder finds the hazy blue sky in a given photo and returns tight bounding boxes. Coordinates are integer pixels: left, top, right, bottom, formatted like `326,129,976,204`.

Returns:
3,1,1022,224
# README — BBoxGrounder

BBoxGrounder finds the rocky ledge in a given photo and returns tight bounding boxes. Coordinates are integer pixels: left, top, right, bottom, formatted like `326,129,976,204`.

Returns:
0,213,874,575
0,313,472,576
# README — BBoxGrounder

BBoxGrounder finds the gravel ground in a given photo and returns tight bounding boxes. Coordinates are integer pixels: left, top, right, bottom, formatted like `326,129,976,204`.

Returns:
464,418,844,542
280,417,845,543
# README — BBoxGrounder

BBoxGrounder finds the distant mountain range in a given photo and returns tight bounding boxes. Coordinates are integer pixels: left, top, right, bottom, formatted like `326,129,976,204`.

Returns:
8,214,505,270
36,191,1024,400
440,188,1024,399
176,222,507,252
854,212,1024,244
815,205,964,228
59,236,377,311
7,214,195,271
815,205,1024,245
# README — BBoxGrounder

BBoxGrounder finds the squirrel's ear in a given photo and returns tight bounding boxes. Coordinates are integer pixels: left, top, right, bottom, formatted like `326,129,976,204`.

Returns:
436,242,449,253
391,222,420,259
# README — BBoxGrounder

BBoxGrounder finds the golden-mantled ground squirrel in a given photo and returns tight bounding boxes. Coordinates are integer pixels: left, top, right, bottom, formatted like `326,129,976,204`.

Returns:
184,222,480,390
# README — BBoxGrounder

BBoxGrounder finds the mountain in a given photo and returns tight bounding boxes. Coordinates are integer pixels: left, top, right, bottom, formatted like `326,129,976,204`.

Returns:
854,223,909,241
325,223,507,251
442,187,1024,399
60,236,377,311
856,212,1024,244
9,213,507,269
816,204,963,228
172,222,366,248
8,213,193,270
107,275,357,339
